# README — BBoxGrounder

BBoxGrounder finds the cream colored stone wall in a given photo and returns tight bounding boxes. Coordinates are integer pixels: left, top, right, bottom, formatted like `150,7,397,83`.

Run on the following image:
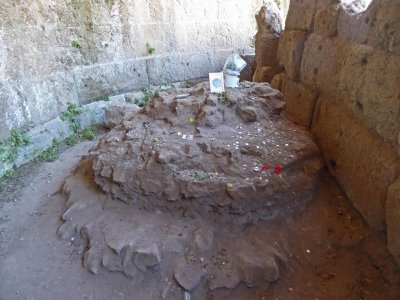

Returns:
0,0,263,139
271,0,400,264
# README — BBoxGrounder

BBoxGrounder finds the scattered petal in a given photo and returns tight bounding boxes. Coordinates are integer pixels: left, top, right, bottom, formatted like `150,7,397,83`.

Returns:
275,164,281,175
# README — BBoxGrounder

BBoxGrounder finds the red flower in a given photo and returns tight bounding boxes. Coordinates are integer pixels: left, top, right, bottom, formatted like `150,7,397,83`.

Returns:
262,165,271,171
275,164,281,175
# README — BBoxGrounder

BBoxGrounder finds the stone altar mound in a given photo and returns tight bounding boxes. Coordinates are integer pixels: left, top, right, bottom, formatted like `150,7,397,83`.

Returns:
57,82,322,295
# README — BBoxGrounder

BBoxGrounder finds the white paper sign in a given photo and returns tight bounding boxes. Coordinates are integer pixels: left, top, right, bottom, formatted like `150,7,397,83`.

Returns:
209,72,225,93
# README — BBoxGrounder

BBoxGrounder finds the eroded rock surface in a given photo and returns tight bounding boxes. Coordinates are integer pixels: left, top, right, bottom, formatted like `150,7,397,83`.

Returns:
58,82,323,294
253,1,283,82
91,82,321,224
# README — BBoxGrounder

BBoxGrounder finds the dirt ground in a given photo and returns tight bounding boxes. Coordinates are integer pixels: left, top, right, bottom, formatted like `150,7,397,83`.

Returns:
0,139,399,300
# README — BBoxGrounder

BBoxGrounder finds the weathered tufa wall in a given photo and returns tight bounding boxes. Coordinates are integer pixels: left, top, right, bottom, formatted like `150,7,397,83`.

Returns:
252,1,283,83
0,0,263,139
270,0,400,264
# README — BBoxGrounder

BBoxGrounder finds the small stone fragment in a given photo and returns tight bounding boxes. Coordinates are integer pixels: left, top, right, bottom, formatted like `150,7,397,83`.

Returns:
237,106,258,123
56,222,76,241
133,244,161,272
206,95,218,106
83,247,102,274
210,267,241,290
192,227,214,254
122,249,139,278
102,247,123,272
175,94,191,100
237,252,279,287
174,262,207,291
156,150,179,164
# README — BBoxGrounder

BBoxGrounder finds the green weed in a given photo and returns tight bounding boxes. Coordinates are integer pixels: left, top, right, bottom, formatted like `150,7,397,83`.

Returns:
10,129,30,147
80,128,95,140
181,81,192,88
134,87,157,107
61,103,83,123
3,169,14,177
218,92,234,106
0,129,30,166
146,43,156,55
65,134,80,146
61,103,84,133
191,170,205,182
38,140,62,162
71,40,82,49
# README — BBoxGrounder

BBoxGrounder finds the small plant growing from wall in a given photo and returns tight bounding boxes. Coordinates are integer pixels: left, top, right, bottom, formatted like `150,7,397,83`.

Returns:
134,87,157,107
0,128,31,177
181,81,192,88
38,140,62,162
71,40,82,49
61,103,84,132
80,128,95,140
9,129,30,147
0,129,30,159
61,103,97,142
146,43,156,55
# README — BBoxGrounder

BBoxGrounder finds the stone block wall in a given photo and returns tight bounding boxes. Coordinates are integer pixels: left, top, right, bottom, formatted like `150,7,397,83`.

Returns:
271,0,400,264
0,0,263,139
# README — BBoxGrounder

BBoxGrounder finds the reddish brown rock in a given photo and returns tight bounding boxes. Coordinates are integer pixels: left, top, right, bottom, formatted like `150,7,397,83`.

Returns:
314,4,339,37
283,78,318,127
91,82,321,224
301,34,348,99
387,177,400,265
253,1,283,83
285,0,317,31
278,30,308,81
312,98,399,230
